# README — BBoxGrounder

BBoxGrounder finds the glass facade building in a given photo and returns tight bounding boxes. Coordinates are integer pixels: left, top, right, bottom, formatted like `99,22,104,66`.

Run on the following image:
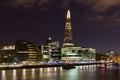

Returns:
41,37,61,62
61,46,96,62
0,41,42,63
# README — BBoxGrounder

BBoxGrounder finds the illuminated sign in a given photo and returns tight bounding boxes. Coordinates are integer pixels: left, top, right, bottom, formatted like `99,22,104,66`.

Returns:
1,45,15,50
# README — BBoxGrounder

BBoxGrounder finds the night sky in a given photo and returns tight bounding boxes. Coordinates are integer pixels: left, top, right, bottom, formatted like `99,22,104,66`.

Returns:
0,0,120,53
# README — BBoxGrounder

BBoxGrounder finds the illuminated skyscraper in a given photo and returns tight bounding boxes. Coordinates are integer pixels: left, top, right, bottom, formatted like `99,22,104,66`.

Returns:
61,10,96,62
63,10,74,47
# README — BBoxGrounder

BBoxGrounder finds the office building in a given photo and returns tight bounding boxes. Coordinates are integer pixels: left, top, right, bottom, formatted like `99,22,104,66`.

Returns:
61,9,96,62
41,37,61,62
0,41,42,63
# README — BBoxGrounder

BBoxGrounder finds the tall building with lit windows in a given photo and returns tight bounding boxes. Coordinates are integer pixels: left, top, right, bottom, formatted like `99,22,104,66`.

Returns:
63,10,74,47
41,37,61,62
15,41,42,61
0,41,42,63
61,10,96,62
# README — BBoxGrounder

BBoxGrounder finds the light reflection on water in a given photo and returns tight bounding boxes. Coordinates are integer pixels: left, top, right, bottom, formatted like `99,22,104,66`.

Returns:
22,69,26,80
1,70,6,80
0,65,120,80
13,69,17,80
31,69,35,79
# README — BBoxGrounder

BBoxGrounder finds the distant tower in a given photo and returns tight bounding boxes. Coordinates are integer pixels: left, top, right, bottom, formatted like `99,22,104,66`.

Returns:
63,10,74,47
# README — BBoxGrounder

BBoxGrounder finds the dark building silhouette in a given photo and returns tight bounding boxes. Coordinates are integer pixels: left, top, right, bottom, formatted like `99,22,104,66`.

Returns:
0,41,42,63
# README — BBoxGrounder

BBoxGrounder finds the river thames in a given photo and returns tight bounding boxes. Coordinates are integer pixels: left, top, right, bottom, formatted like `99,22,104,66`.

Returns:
0,65,120,80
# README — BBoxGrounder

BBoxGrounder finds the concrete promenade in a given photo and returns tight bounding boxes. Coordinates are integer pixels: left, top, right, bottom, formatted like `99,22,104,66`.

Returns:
0,62,107,70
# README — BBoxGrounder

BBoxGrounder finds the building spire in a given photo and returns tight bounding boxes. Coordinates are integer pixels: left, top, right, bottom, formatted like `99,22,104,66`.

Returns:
63,9,74,47
67,9,71,19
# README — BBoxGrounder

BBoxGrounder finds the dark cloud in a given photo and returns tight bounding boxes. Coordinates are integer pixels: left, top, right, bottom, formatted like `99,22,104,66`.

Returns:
0,0,35,7
90,16,120,22
0,0,120,12
60,0,70,8
88,16,106,21
92,0,120,11
73,0,120,12
1,0,120,19
0,0,51,8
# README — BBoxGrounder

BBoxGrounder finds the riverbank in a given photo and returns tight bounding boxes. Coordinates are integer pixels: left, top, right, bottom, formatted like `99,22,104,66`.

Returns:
0,62,106,70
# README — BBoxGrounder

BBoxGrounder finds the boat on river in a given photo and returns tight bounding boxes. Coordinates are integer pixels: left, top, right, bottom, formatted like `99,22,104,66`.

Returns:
62,65,76,69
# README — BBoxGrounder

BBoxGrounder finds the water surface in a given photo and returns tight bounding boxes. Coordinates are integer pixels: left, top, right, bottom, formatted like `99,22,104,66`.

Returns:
0,65,120,80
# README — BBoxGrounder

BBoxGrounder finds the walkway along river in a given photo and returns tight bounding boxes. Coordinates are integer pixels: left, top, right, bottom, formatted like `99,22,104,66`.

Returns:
0,62,109,70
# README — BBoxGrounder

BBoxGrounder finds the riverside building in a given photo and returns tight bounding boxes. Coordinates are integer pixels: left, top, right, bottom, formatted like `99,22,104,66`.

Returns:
41,37,61,62
61,9,96,62
0,41,42,63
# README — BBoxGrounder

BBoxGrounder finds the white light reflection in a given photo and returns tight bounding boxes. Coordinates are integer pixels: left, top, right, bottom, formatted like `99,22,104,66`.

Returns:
55,67,63,72
79,66,83,69
1,70,6,80
53,67,62,76
60,67,63,71
39,68,43,77
40,68,43,73
22,69,26,80
54,67,57,72
47,68,50,72
53,67,57,76
13,69,17,80
31,68,35,79
47,68,53,76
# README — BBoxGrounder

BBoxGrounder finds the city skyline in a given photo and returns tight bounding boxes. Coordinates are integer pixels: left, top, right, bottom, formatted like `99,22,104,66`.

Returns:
0,0,120,53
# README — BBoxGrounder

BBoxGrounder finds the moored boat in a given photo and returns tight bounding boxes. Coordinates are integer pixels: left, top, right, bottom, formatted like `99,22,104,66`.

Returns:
62,65,76,69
